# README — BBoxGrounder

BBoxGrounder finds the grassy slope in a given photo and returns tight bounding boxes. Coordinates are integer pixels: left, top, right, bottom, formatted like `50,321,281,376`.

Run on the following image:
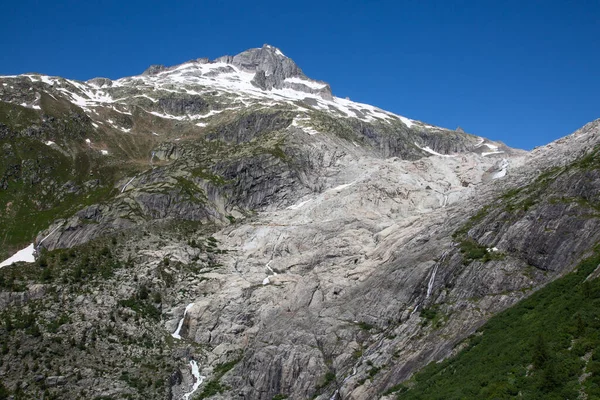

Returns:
0,136,120,256
0,98,154,258
394,246,600,400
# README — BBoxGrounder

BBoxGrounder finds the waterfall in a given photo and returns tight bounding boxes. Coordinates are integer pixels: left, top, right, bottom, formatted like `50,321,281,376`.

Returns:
172,303,194,339
182,360,205,399
120,176,136,193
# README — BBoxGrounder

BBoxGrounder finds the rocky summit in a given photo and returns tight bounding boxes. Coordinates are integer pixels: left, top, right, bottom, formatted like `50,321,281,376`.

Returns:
0,45,598,400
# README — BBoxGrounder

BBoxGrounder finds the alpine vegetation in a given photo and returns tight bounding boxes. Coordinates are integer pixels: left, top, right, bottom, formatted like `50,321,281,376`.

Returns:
0,45,599,400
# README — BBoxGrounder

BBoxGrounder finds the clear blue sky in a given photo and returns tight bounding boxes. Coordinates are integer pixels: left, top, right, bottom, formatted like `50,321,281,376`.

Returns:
2,0,599,150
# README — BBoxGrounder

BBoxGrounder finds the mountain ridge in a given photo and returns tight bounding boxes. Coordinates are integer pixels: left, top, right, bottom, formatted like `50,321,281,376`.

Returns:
0,45,598,400
0,44,521,258
0,44,471,135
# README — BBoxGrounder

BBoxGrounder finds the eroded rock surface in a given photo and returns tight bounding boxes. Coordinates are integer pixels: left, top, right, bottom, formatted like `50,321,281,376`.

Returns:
0,45,598,400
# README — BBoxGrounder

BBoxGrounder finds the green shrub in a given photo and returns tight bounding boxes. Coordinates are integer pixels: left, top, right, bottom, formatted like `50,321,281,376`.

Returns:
195,380,228,399
398,248,600,400
358,321,374,331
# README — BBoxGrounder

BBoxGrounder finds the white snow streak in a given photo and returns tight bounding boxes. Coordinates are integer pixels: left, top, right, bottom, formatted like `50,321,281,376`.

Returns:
492,168,507,178
399,116,415,128
149,111,187,121
262,260,278,285
291,117,319,135
19,102,41,110
287,198,313,210
285,77,327,90
415,143,455,157
328,181,356,192
482,151,505,157
40,75,57,85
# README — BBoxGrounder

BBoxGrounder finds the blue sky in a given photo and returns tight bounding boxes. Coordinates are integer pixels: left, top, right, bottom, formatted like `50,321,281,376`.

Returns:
2,0,599,149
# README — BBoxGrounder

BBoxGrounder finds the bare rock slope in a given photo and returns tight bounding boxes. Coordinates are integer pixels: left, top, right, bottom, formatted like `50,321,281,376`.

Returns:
0,45,598,400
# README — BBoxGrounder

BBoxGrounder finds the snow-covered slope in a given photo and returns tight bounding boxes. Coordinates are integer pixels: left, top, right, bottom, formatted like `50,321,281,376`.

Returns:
0,44,453,131
0,243,35,268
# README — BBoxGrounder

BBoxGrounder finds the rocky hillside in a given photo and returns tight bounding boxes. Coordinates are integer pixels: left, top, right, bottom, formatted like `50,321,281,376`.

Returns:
0,45,597,400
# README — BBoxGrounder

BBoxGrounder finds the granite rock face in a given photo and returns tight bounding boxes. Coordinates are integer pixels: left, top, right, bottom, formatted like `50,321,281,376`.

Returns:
218,44,303,84
217,44,333,98
178,126,600,400
0,46,598,400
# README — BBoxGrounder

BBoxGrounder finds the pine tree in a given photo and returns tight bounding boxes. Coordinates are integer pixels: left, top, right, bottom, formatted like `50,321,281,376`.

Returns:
532,333,549,369
576,313,586,336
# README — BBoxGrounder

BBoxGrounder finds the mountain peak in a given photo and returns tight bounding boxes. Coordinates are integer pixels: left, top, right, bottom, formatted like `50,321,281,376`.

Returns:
261,43,286,58
212,45,332,98
139,45,332,98
215,44,303,78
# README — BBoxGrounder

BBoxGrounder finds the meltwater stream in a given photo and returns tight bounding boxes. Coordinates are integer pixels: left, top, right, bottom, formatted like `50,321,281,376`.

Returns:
172,303,194,340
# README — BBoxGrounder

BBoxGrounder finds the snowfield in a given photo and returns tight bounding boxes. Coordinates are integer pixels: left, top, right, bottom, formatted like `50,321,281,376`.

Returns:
0,46,453,133
0,244,35,268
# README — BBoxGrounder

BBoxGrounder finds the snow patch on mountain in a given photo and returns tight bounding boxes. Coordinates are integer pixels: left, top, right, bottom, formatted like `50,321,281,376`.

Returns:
491,159,510,179
0,46,455,133
415,143,455,157
399,116,415,128
285,77,327,90
291,117,319,135
482,151,505,156
0,244,35,268
287,198,313,210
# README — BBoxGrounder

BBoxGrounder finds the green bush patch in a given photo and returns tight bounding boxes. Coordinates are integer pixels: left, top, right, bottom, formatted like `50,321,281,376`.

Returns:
398,246,600,400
